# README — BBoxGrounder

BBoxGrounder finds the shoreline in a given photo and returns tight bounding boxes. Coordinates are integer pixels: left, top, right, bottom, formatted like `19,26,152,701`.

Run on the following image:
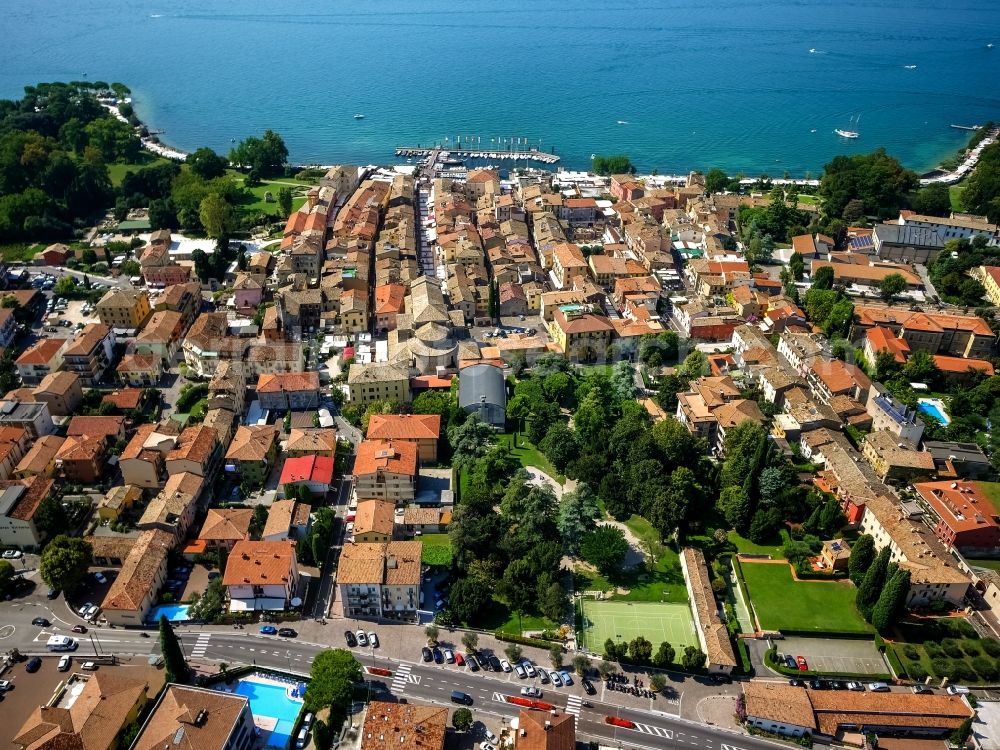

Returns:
107,100,989,185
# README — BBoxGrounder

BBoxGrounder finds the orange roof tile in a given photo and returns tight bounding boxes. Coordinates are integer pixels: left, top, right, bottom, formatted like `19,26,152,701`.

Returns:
223,540,296,586
366,414,440,441
353,440,418,478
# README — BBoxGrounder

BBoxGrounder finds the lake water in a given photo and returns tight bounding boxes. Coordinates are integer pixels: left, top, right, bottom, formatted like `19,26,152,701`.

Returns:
3,0,999,174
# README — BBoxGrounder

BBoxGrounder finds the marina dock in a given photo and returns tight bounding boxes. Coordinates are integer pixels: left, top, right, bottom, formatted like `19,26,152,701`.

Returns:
396,147,560,165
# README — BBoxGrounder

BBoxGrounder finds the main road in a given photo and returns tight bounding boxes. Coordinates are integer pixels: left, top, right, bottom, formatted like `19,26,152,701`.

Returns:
11,624,779,750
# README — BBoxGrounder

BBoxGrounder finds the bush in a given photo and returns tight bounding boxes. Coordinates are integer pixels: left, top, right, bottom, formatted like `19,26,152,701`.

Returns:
930,658,953,678
983,638,1000,657
941,638,964,659
902,644,920,661
924,642,944,659
963,640,981,657
906,662,929,681
495,631,556,650
973,656,998,681
953,660,978,682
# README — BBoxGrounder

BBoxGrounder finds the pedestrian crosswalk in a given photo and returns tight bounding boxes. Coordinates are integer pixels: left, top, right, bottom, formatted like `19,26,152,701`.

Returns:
632,722,674,739
565,695,583,716
190,633,211,658
391,664,411,693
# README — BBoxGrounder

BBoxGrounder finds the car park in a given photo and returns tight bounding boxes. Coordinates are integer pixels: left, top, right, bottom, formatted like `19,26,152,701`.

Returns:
523,661,536,677
500,660,512,673
368,632,379,648
260,625,277,635
421,647,432,662
278,628,297,638
26,657,42,672
356,630,368,646
514,663,526,678
550,671,562,686
558,670,573,685
32,617,50,626
58,655,71,672
869,682,890,692
345,631,357,647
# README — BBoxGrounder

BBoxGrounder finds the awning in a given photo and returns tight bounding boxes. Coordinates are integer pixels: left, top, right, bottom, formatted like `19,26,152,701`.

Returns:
228,598,287,612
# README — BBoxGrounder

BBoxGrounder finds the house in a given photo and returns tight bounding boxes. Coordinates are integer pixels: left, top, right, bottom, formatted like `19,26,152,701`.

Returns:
183,312,239,377
224,425,280,487
863,326,910,365
932,354,995,384
198,508,254,552
914,480,1000,554
0,476,55,550
0,427,29,481
102,387,146,413
15,338,67,385
498,281,528,317
458,364,506,428
97,484,143,522
348,362,412,406
95,287,152,330
100,528,174,626
139,240,191,287
335,540,422,620
359,702,447,750
353,440,418,503
0,399,54,438
34,242,73,265
67,415,126,444
807,359,871,405
208,360,248,416
13,670,156,750
223,539,299,612
514,709,576,750
923,440,992,479
117,353,163,387
14,434,63,479
63,324,116,386
286,428,337,457
233,272,264,310
165,425,219,478
851,305,995,359
680,548,738,673
256,371,321,411
261,498,311,542
55,435,106,483
137,472,204,541
0,307,16,349
133,310,185,364
866,385,924,444
861,430,935,484
131,685,256,750
279,454,335,498
367,414,441,463
154,281,203,331
374,283,407,333
354,499,396,542
119,423,174,488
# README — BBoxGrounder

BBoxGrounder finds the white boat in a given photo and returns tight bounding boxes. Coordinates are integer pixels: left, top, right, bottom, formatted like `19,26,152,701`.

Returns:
904,64,917,69
617,120,629,125
835,129,859,139
353,113,365,119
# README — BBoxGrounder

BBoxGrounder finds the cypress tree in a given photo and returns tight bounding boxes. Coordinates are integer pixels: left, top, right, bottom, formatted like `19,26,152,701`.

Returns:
856,546,891,619
159,614,190,684
848,534,875,586
871,567,910,632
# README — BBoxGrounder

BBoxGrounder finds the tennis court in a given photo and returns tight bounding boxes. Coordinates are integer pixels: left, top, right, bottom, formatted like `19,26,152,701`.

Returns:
578,599,699,652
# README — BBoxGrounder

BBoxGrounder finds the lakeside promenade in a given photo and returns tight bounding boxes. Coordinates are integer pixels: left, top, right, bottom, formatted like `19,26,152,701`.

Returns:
920,127,999,185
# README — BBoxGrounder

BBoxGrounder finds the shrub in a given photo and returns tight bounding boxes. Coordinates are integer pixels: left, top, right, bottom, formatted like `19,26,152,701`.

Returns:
941,638,964,659
902,645,920,661
924,642,944,659
952,660,978,682
983,638,1000,657
495,632,556,650
973,656,998,681
930,658,953,678
963,640,981,657
906,662,929,681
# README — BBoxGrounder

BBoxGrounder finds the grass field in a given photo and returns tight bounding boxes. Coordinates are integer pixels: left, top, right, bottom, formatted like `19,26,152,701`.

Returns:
950,185,966,213
973,482,1000,515
420,533,452,567
0,243,44,263
741,561,871,634
728,529,787,557
498,433,565,484
107,153,171,186
577,599,698,652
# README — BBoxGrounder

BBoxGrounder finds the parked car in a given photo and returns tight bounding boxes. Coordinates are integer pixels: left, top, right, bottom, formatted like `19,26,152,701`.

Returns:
57,655,71,672
868,682,890,692
345,631,357,647
514,663,526,679
455,653,465,666
277,628,297,638
784,655,797,669
421,647,432,662
78,603,94,616
94,572,107,584
0,679,11,691
83,605,99,620
911,685,933,694
465,654,479,671
523,661,536,678
46,589,60,600
558,670,573,685
480,744,496,750
789,679,804,687
433,648,443,664
368,632,379,648
537,669,549,684
31,617,50,627
550,670,563,687
500,660,512,673
947,685,970,696
809,679,825,690
796,655,808,671
4,550,24,559
26,657,42,673
81,662,98,671
846,681,865,691
356,630,368,646
582,679,596,695
260,625,277,635
488,655,502,672
71,625,87,634
444,649,455,663
483,729,498,744
520,686,542,698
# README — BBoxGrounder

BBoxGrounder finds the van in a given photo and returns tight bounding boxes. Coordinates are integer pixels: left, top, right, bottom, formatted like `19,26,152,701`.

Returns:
295,729,309,749
947,685,970,695
302,713,314,732
450,691,473,705
868,682,890,692
46,636,77,652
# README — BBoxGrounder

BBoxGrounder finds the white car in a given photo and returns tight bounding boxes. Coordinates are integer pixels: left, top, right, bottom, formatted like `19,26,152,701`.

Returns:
444,649,454,663
94,572,107,584
79,602,94,616
0,679,11,691
355,630,368,647
84,605,100,620
368,632,379,648
550,670,563,686
2,549,22,559
57,655,71,672
523,661,537,678
484,730,498,744
520,686,542,698
481,744,497,750
513,663,527,679
500,660,512,673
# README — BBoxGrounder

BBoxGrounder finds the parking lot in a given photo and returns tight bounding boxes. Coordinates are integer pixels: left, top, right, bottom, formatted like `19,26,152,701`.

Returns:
779,636,888,675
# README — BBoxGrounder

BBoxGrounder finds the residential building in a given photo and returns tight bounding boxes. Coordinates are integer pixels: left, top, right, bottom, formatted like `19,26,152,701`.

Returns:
97,484,142,522
0,399,54,438
458,364,506,428
233,272,264,311
680,547,737,673
286,428,337,457
209,361,247,416
261,498,311,542
67,415,126,444
863,326,910,365
354,499,396,542
353,440,418,503
335,540,422,620
223,540,299,612
0,476,54,550
137,472,204,541
198,508,253,552
256,371,321,411
852,305,996,359
14,434,63,479
347,362,412,406
117,353,163,387
15,338,67,385
165,425,219,478
224,425,280,486
819,538,851,571
367,414,441,462
100,528,173,626
866,385,924,444
0,307,15,348
183,312,243,377
119,423,174,488
374,283,407,333
63,323,116,386
133,310,185,364
279,454,335,497
932,354,995,384
861,430,935,484
548,304,614,361
923,440,992,479
154,280,203,331
131,685,256,750
34,242,73,265
514,709,576,750
95,287,152,329
55,434,106,483
900,211,998,244
359,702,447,750
0,427,29,481
914,480,1000,553
401,507,451,535
807,359,871,405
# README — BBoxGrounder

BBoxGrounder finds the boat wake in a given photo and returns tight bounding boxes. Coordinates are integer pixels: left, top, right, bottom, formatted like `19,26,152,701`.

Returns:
150,13,162,18
904,64,917,69
616,120,629,125
809,48,826,54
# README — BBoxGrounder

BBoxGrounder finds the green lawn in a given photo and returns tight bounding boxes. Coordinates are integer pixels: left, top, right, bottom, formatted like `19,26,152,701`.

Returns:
968,558,1000,571
498,433,565,484
107,153,171,186
0,243,43,263
950,185,966,213
795,194,819,205
973,482,1000,515
420,533,452,567
236,180,308,214
728,529,787,558
740,560,871,634
470,598,557,636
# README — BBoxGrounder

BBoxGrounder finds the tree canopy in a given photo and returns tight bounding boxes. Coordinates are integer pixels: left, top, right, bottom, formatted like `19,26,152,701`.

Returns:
592,154,635,176
229,129,289,177
39,535,92,592
304,649,361,715
819,148,918,220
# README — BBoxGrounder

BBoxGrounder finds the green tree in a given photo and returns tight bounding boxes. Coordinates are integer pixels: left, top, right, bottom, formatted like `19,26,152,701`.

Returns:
424,624,439,643
448,578,484,624
186,147,228,180
39,535,92,592
878,273,908,305
304,649,361,715
549,644,564,668
812,264,834,290
452,708,473,732
628,636,653,664
505,643,523,663
592,154,635,175
249,504,268,538
902,349,940,385
0,559,14,594
580,525,629,576
462,631,479,653
681,646,707,672
871,568,911,631
650,673,668,693
159,614,190,684
557,482,600,554
819,148,919,220
704,168,730,194
229,129,289,176
856,546,891,618
911,183,951,217
789,251,805,280
188,576,225,622
54,275,77,295
950,718,973,745
538,577,566,622
448,415,496,473
199,193,233,239
653,641,676,668
278,187,293,217
573,654,591,675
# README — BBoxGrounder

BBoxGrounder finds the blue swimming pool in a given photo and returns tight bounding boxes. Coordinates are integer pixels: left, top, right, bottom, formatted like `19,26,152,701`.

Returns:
147,604,190,623
918,398,951,426
230,675,304,749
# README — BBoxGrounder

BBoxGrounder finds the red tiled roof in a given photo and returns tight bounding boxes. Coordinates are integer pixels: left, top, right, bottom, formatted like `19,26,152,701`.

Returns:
279,455,334,486
367,414,441,441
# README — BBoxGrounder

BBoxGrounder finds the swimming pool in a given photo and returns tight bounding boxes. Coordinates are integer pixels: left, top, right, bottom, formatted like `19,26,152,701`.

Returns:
917,397,951,426
147,604,191,623
229,674,304,749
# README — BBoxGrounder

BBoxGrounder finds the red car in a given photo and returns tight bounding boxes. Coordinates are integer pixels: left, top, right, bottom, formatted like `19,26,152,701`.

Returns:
454,653,465,666
796,656,808,671
71,625,88,634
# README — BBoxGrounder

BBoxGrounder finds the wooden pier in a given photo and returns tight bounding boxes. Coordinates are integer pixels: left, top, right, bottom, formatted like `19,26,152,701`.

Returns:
395,146,559,165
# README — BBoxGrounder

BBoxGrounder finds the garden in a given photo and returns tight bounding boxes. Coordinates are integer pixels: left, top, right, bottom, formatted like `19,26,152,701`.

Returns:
890,617,1000,684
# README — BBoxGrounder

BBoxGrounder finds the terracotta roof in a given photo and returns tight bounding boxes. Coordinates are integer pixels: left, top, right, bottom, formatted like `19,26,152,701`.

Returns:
262,498,297,539
402,506,451,527
279,455,334,486
514,709,576,750
66,416,125,440
167,425,218,466
360,701,447,750
682,548,738,667
223,540,296,586
353,440,418,478
367,414,440,441
335,540,421,586
810,359,871,395
184,312,229,352
198,508,253,542
118,353,159,374
101,529,174,612
854,305,994,337
0,475,53,521
36,370,80,397
256,371,320,394
64,324,111,357
56,434,104,463
374,283,407,314
742,682,816,730
16,338,65,366
354,499,396,537
286,428,337,454
866,326,910,363
15,434,64,475
132,685,250,750
225,425,278,462
932,354,995,376
102,388,144,410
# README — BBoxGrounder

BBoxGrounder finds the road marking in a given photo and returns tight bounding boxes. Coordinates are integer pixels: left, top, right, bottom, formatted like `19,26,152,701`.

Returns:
407,674,421,685
190,633,211,657
721,744,748,750
391,664,411,693
493,692,507,703
632,723,673,739
565,695,583,716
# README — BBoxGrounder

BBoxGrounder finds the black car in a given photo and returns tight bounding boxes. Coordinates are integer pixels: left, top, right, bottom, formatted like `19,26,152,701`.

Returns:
26,657,42,673
488,655,503,672
277,628,297,638
788,679,804,687
345,631,357,647
432,648,443,664
710,673,733,685
582,679,596,695
809,679,826,690
466,654,479,672
421,647,432,662
31,617,49,627
46,589,60,600
829,680,845,690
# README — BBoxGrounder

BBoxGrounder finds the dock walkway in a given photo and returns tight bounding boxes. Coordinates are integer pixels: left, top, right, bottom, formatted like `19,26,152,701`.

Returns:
396,146,559,165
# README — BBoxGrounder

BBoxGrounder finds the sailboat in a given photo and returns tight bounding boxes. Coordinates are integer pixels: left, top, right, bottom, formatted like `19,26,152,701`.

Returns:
835,114,860,139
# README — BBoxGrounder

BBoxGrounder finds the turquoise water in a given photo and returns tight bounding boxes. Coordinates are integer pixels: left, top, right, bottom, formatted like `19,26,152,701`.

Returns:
918,399,951,426
2,0,999,173
230,676,303,749
147,604,191,623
